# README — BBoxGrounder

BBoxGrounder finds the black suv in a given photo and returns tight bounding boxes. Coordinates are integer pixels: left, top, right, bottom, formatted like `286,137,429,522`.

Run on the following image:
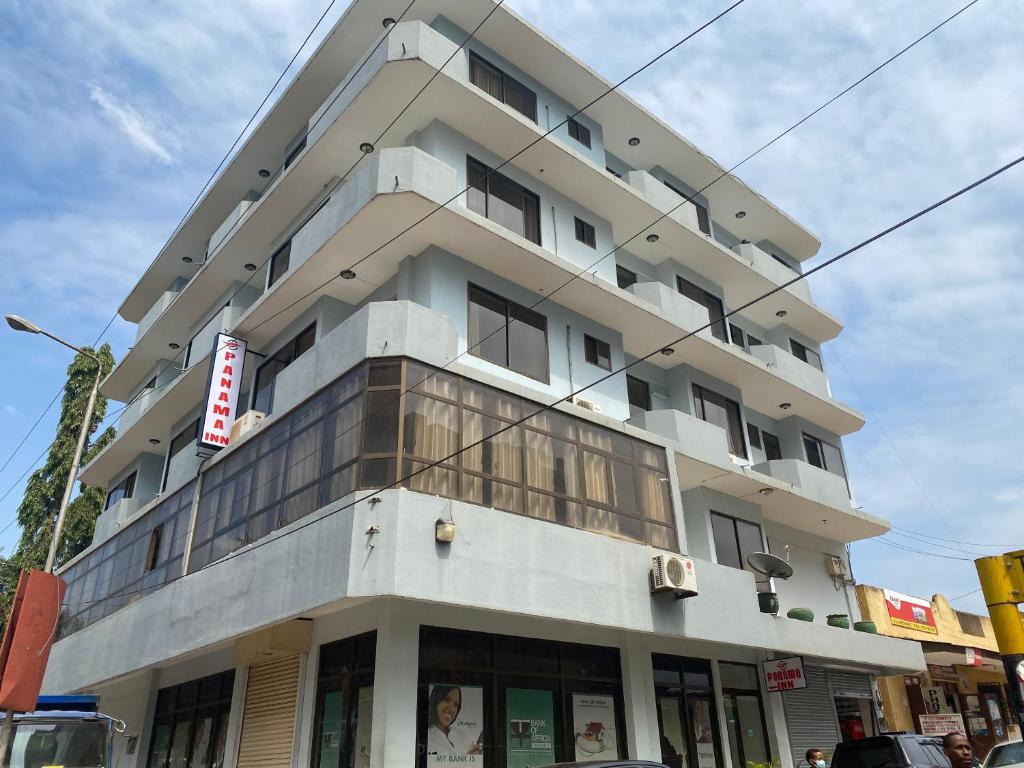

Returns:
833,734,952,768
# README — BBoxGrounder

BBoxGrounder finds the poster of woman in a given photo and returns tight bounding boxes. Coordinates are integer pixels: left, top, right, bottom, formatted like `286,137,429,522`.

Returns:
427,684,484,765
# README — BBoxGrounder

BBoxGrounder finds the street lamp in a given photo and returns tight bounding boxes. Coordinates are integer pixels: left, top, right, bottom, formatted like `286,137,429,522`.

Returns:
5,314,102,573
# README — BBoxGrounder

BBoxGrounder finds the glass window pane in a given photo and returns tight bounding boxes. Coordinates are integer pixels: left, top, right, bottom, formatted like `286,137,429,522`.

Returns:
763,432,782,461
585,507,642,542
469,54,503,100
822,440,847,479
325,398,363,472
636,467,671,524
278,485,319,527
253,445,287,512
406,361,459,401
363,391,400,454
462,474,522,514
736,519,764,568
401,459,457,497
523,409,574,440
488,172,527,236
321,464,357,506
166,718,193,768
503,76,537,121
578,422,633,459
286,423,323,495
508,303,547,381
609,458,638,516
467,157,488,217
719,662,759,690
804,435,824,468
582,451,610,505
462,411,522,483
710,513,741,569
463,379,521,420
644,523,676,551
367,360,401,387
526,492,583,528
525,431,578,497
404,393,459,462
147,722,172,768
468,287,508,367
360,458,396,488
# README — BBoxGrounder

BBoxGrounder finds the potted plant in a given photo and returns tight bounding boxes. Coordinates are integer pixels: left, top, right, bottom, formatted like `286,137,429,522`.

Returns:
758,592,780,615
826,613,850,629
854,620,878,634
787,607,814,622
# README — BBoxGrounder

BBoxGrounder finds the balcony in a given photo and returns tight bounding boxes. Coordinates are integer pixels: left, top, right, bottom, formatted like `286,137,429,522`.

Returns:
135,288,179,344
627,281,859,434
630,408,886,541
207,193,259,258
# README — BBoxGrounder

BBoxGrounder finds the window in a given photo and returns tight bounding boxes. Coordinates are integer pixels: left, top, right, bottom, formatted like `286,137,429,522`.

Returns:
584,334,611,370
803,433,847,480
790,339,823,370
466,157,541,244
567,117,591,148
747,423,762,450
418,627,626,766
762,431,782,461
719,663,771,768
771,253,796,271
691,384,746,459
606,165,623,179
104,471,136,510
312,633,376,768
676,277,727,342
574,217,596,248
144,524,163,573
58,482,194,638
142,376,157,392
729,323,745,349
747,334,763,347
469,52,537,121
663,181,712,235
616,265,637,290
252,323,317,415
654,655,724,768
284,134,307,169
146,670,235,768
162,419,199,491
268,240,291,288
710,511,766,586
627,375,651,418
468,284,548,382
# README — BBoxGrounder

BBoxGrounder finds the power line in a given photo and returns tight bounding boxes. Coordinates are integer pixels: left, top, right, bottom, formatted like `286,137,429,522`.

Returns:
61,148,1024,607
870,537,973,562
949,587,983,602
890,526,1022,549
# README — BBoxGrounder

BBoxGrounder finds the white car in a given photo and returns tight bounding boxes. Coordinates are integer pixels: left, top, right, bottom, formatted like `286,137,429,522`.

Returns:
983,741,1024,768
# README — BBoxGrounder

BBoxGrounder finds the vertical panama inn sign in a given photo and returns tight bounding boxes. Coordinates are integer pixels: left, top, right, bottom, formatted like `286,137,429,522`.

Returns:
199,333,247,451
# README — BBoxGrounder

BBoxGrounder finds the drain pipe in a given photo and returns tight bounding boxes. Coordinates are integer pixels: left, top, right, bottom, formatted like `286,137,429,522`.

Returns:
566,324,574,394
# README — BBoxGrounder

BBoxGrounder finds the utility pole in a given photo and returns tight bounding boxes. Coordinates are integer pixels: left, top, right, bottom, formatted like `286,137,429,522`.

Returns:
975,550,1024,732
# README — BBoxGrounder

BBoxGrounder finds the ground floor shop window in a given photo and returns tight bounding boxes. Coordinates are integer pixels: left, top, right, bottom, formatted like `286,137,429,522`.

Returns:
654,655,723,768
146,670,234,768
720,662,771,768
311,632,377,768
416,627,626,767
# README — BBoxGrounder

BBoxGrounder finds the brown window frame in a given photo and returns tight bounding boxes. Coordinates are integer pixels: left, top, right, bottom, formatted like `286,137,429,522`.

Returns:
468,283,549,383
574,216,596,248
691,383,747,459
583,334,611,370
567,116,592,148
468,52,537,122
676,276,727,342
466,157,542,245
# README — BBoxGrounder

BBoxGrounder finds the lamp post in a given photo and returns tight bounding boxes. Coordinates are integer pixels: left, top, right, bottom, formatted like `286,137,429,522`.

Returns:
5,315,102,573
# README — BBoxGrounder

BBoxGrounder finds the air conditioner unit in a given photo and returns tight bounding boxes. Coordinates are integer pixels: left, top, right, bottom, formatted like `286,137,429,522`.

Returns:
650,553,698,598
230,411,265,442
572,396,601,413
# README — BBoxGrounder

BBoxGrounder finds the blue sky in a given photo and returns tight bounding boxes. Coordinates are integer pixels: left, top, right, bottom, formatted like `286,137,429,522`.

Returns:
1,0,1022,614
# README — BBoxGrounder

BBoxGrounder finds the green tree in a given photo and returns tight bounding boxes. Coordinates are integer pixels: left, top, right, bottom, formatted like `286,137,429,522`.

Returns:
0,344,116,633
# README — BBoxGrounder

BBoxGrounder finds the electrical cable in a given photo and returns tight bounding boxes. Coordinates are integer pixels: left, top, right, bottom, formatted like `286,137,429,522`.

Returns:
889,526,1022,549
869,536,973,562
949,587,983,602
58,149,1024,608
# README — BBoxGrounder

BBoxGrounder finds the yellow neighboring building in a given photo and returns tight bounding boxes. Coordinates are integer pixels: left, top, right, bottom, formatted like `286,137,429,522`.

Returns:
856,585,1019,758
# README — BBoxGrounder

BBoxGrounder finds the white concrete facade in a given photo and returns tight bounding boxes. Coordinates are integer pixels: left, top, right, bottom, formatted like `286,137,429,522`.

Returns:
50,2,924,767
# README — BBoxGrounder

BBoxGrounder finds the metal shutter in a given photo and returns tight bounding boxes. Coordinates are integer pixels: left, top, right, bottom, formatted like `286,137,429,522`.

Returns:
827,671,873,699
236,653,302,768
783,666,841,766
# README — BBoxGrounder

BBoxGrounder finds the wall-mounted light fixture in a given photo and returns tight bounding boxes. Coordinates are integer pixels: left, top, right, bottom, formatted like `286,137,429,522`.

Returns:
435,518,456,544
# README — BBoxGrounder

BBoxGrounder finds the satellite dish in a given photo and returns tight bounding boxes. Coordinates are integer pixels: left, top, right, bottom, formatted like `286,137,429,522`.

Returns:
746,552,794,580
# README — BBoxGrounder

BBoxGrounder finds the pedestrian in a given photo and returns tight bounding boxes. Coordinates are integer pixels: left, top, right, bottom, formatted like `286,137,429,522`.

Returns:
806,748,827,768
942,732,973,768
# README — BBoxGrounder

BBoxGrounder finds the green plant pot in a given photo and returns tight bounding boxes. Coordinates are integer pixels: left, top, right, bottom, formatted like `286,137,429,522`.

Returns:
787,608,815,622
854,620,878,634
826,613,850,629
758,592,780,614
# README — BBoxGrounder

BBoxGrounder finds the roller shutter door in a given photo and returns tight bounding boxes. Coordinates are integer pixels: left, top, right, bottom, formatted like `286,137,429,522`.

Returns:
827,670,873,699
782,666,840,767
236,653,302,768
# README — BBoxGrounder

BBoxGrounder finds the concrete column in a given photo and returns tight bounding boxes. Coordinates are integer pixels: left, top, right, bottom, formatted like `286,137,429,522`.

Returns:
109,669,160,768
370,601,421,767
765,683,795,768
222,665,249,768
621,635,659,760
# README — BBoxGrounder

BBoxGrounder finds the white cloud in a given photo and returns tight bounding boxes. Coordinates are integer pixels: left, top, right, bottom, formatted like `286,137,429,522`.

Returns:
3,404,18,417
87,82,177,165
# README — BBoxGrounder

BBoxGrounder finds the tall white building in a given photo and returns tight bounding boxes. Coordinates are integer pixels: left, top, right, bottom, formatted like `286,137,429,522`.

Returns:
45,2,923,767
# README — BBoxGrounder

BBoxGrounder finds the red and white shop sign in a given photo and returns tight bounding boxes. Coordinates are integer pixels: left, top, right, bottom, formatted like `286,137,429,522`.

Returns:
762,656,807,692
198,333,247,451
884,589,938,634
965,647,984,667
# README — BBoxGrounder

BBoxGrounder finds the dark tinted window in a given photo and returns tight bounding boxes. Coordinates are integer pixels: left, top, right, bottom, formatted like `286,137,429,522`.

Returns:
584,334,611,370
627,375,651,418
746,423,762,450
692,384,746,458
664,180,712,236
574,216,596,248
465,157,541,244
284,134,307,169
253,323,318,415
710,511,766,587
105,471,136,510
989,742,1024,767
468,284,548,382
729,323,745,348
616,265,637,289
567,117,592,148
468,52,537,121
268,241,291,288
791,339,823,370
677,276,727,342
762,431,783,461
803,433,846,480
832,738,901,768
